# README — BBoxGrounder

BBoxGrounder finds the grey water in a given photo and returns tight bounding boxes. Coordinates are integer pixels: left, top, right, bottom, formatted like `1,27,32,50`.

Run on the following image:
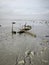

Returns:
0,20,49,65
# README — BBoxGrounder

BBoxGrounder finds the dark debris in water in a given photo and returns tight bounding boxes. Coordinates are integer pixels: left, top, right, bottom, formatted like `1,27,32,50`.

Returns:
17,30,25,34
12,31,16,34
45,35,49,37
0,25,2,27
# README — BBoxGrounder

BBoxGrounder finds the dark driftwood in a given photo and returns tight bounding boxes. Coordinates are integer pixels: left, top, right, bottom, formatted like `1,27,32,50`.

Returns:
17,30,25,34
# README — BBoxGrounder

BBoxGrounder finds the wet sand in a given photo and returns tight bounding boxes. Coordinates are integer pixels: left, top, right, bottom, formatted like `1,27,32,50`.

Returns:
0,21,49,65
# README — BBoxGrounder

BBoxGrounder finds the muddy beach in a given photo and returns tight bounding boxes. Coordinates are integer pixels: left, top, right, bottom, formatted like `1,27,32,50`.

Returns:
0,20,49,65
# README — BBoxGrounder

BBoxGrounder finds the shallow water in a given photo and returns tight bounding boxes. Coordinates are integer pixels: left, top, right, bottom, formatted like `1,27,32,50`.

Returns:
0,21,49,65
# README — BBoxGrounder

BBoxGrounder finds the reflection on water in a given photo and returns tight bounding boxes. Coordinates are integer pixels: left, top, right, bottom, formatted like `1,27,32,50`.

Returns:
0,21,49,65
